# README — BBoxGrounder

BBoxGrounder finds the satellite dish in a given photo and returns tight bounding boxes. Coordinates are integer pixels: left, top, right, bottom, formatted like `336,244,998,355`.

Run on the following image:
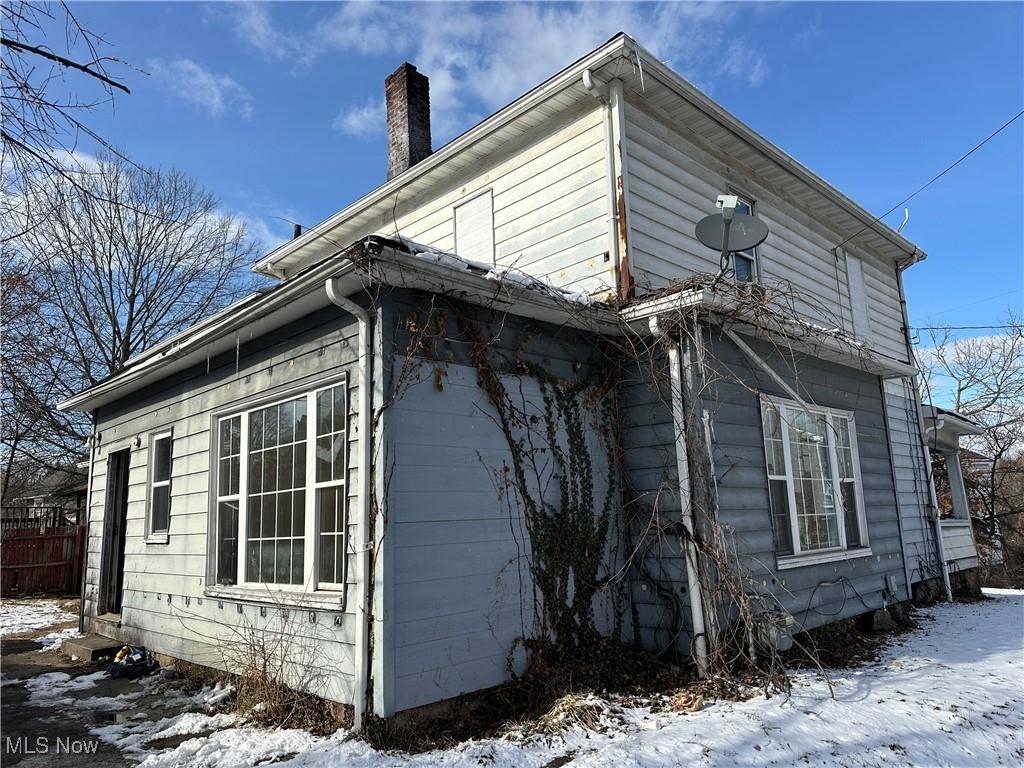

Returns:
695,212,769,253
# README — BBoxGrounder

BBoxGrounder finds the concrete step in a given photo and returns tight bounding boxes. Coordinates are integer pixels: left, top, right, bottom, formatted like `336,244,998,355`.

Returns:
62,635,123,662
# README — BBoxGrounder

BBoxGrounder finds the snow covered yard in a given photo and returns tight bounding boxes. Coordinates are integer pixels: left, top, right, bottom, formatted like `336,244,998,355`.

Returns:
0,597,78,636
61,589,1022,768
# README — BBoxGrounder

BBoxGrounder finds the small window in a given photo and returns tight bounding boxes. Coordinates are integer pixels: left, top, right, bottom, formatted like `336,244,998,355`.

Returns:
454,190,494,265
761,398,868,560
148,431,173,539
732,196,758,283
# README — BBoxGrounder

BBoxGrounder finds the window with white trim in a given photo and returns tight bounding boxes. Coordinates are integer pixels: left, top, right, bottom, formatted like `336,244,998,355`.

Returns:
761,398,868,559
212,379,348,590
732,196,758,283
147,431,173,539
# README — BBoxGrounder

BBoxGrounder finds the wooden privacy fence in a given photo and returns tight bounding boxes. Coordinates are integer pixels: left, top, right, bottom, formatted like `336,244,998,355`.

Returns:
1,524,86,596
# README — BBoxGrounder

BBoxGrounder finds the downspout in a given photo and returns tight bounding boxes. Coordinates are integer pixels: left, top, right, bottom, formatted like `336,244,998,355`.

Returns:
650,315,709,676
79,416,98,634
583,70,632,300
894,264,952,601
325,277,373,728
583,69,621,298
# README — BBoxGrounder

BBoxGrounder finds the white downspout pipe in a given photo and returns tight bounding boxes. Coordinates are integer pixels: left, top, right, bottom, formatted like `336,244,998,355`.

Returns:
650,316,709,676
78,418,98,634
326,277,373,729
583,69,623,298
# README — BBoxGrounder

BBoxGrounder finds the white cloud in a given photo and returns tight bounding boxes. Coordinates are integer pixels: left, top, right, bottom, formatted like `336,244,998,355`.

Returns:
228,2,770,142
333,98,386,137
228,1,294,59
148,58,254,119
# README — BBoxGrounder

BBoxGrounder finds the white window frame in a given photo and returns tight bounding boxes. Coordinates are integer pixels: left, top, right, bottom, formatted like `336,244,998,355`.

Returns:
760,396,871,569
730,192,760,284
209,375,348,597
146,430,173,543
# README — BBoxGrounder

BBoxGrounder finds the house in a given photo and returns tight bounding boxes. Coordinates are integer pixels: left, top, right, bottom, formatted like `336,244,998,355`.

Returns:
58,34,974,726
2,465,87,527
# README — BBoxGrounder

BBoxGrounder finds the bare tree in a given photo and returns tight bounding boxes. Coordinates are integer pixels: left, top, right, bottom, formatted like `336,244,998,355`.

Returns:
2,1,131,216
1,154,262,500
920,312,1024,575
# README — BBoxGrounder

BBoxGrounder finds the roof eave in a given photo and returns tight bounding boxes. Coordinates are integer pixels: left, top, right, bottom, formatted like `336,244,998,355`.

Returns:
253,34,633,278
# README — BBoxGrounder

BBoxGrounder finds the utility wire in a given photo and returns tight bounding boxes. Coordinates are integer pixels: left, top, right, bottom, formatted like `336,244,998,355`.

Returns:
834,108,1024,252
912,324,1019,331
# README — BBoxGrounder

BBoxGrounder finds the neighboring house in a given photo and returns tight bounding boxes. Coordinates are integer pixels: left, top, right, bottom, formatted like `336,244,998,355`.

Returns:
59,34,965,724
3,466,87,527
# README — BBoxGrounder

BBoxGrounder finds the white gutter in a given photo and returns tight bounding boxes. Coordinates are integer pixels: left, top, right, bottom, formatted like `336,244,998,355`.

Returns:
650,315,709,676
325,277,373,729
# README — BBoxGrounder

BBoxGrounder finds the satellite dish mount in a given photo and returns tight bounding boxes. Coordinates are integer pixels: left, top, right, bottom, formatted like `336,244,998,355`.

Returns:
695,194,770,272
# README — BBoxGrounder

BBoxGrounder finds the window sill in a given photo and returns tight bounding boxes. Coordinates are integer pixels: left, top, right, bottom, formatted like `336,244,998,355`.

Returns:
145,533,169,545
204,585,346,610
776,547,873,570
939,518,972,527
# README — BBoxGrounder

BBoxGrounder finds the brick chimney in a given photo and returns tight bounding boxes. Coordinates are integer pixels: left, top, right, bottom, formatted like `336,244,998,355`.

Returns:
385,63,431,180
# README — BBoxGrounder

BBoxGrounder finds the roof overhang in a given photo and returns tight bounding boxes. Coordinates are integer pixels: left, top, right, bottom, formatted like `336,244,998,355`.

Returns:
59,238,619,413
621,287,918,378
254,33,926,281
923,405,985,451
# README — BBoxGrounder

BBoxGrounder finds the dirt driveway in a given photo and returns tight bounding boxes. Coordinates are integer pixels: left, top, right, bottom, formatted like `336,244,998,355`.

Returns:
1,598,231,767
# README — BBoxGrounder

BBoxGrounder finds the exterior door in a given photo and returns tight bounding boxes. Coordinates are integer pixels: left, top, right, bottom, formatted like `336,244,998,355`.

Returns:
99,449,130,615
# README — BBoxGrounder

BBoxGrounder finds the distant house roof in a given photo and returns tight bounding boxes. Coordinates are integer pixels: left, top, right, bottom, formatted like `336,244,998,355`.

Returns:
15,466,87,501
253,33,926,281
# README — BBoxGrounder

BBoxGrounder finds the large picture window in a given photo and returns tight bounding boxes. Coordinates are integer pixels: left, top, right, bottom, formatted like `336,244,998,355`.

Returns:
213,379,348,591
761,397,868,562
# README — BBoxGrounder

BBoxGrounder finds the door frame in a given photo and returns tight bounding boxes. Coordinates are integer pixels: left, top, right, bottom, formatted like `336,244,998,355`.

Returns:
99,448,131,616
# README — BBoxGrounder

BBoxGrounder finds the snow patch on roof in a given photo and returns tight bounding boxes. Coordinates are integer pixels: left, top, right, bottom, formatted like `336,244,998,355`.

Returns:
395,236,598,306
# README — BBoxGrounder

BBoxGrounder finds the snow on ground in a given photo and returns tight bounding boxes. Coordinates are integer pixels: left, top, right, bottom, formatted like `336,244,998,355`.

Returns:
36,625,85,651
0,598,77,636
96,589,1023,768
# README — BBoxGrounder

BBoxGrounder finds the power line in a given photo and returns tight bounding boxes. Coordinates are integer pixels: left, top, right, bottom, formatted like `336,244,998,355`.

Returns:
913,324,1019,331
835,108,1024,252
913,287,1022,321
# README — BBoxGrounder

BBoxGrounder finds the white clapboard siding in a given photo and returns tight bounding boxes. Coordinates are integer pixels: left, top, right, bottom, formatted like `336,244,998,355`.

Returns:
377,102,614,295
82,308,364,704
624,99,910,363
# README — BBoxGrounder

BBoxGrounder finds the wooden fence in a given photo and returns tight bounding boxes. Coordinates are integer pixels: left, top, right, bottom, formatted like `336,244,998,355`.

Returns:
1,522,86,596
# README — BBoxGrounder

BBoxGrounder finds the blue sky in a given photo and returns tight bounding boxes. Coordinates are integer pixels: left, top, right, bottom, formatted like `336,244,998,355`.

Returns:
54,1,1023,338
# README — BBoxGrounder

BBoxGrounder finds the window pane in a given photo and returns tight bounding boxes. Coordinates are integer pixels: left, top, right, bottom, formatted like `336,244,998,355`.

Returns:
768,479,793,555
333,386,346,433
332,435,346,482
217,501,238,585
247,496,261,538
153,437,171,483
151,485,170,532
291,540,305,585
249,452,263,494
316,436,332,483
317,390,332,436
250,411,263,450
842,481,861,548
279,400,295,444
735,253,755,282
